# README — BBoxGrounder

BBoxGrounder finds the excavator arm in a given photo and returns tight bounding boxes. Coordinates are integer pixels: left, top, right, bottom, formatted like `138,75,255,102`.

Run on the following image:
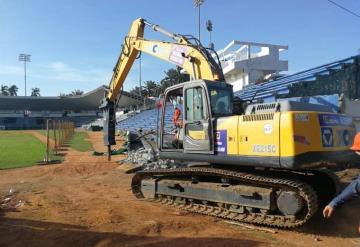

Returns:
106,18,224,102
102,18,224,156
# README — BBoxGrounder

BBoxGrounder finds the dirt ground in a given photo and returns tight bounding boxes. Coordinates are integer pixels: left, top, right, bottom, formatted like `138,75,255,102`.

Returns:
1,131,360,247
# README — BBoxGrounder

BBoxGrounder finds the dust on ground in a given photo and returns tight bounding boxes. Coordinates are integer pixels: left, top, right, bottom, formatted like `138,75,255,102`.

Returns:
0,131,360,247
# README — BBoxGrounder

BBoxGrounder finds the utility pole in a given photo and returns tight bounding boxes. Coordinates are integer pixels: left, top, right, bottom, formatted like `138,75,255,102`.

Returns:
193,0,205,42
18,53,31,96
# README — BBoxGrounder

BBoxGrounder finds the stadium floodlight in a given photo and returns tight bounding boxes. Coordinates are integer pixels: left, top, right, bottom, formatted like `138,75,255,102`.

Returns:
206,19,214,49
18,53,31,96
193,0,205,42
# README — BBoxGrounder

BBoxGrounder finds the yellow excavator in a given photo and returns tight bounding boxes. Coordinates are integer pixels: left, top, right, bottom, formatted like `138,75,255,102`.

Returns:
102,18,356,228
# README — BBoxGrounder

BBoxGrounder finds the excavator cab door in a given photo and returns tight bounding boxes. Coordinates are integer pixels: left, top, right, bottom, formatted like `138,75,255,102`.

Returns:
183,81,214,154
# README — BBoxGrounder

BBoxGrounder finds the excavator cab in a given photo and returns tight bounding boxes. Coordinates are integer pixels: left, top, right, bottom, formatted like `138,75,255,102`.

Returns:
160,80,233,155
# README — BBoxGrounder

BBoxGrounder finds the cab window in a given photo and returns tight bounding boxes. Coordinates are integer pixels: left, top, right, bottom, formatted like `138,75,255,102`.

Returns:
186,87,204,121
209,87,232,116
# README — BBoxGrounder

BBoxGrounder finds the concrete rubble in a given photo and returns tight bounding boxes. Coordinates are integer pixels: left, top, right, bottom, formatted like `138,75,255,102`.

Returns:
1,188,24,210
120,147,185,170
118,130,185,171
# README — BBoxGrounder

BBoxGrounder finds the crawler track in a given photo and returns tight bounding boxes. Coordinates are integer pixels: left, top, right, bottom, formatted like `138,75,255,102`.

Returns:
131,167,319,228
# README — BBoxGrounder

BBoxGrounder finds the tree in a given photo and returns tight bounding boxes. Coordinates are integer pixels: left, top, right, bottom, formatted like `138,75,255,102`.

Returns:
59,90,84,97
128,67,190,98
144,80,160,97
8,85,18,96
0,85,9,96
130,86,147,97
159,67,190,93
70,89,84,96
31,87,41,96
129,81,162,98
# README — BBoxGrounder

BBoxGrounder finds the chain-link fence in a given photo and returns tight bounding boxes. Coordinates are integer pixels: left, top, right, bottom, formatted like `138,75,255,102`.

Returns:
43,119,75,163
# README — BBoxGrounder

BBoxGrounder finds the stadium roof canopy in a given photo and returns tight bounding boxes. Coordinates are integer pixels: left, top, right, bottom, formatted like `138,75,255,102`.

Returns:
0,86,148,111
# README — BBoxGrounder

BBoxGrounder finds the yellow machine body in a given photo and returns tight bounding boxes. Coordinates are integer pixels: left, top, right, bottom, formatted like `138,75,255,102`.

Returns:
214,111,355,168
159,81,356,170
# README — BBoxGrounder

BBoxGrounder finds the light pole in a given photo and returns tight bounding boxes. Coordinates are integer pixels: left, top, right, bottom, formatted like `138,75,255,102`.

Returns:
193,0,205,42
206,19,214,49
18,53,31,96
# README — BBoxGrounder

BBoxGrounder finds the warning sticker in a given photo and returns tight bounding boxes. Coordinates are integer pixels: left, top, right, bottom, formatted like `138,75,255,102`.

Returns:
321,127,334,147
215,130,227,155
169,45,187,66
318,114,353,126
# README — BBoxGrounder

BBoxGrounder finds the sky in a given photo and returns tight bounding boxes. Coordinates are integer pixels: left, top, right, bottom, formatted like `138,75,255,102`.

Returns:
0,0,359,96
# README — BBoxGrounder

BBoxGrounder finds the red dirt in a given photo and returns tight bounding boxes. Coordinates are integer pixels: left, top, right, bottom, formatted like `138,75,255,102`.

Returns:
1,131,360,247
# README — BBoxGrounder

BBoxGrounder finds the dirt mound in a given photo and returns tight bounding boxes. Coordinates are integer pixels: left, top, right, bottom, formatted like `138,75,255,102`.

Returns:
52,158,117,176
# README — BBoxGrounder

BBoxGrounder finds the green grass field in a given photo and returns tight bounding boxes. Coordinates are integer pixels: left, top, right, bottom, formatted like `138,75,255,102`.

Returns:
0,130,92,170
69,132,93,152
0,131,46,169
37,129,58,140
37,130,93,152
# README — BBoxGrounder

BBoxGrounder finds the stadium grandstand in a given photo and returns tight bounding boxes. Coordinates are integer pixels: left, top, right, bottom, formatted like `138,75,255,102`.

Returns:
234,55,360,102
234,54,360,130
117,105,176,133
0,86,149,130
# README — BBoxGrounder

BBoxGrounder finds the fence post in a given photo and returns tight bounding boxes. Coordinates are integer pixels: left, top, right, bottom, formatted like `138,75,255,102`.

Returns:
66,121,70,140
53,120,57,155
59,120,63,146
45,119,50,163
40,119,75,165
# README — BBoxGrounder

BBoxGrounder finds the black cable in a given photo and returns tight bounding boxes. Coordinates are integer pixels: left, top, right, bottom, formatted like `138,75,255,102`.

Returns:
182,35,222,75
205,47,225,79
326,0,360,19
176,34,224,80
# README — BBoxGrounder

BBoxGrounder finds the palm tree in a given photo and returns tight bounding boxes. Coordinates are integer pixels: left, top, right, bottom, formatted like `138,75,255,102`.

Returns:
0,85,9,96
31,87,41,96
159,67,190,92
8,85,19,96
70,89,84,96
130,86,147,97
144,80,159,97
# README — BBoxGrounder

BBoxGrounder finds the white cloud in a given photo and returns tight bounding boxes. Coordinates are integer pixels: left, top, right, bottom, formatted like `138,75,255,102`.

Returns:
0,65,22,75
49,62,67,71
0,61,153,95
33,61,112,84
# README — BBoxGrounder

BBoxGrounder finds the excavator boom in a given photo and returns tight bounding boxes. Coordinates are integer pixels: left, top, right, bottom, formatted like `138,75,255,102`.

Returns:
106,18,224,102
